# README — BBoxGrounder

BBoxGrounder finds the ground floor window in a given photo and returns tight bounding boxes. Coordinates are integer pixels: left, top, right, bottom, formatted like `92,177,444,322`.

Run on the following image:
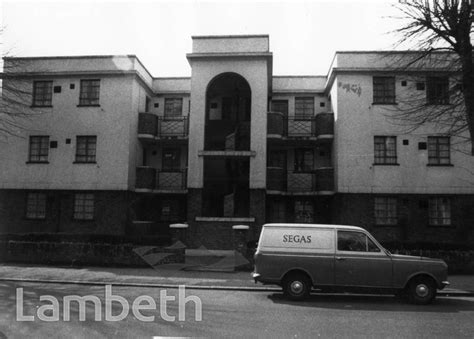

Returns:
294,200,314,223
26,192,47,219
267,200,286,223
160,199,182,222
374,197,397,225
74,193,95,220
429,197,451,226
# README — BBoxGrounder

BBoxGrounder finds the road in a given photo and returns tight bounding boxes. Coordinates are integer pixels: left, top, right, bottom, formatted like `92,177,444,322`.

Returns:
0,281,473,338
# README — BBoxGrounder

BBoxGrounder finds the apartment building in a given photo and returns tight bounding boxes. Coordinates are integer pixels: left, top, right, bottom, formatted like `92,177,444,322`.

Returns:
1,35,473,249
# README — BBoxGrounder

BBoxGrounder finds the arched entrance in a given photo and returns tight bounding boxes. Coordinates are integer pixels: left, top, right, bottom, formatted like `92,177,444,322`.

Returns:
202,72,251,217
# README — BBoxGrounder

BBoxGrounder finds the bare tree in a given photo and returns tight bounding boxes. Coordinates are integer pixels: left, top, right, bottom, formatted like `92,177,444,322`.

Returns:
390,0,473,154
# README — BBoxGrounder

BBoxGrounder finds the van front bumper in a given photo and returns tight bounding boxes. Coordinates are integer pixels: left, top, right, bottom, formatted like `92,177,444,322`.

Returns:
252,272,261,283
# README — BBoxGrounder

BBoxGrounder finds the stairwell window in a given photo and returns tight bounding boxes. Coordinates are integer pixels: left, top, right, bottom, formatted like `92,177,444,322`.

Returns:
295,97,314,118
373,77,396,104
429,197,451,226
32,81,53,107
164,98,183,117
374,136,397,165
79,79,100,106
28,136,50,163
73,193,95,220
427,76,449,105
25,192,47,219
294,148,314,172
428,136,450,165
75,136,97,163
374,197,397,225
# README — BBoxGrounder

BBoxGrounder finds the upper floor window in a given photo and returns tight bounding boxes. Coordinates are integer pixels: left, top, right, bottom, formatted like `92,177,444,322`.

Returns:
162,148,181,171
164,98,183,117
73,193,94,220
427,76,449,105
295,97,314,118
374,136,397,165
79,79,100,106
28,136,49,163
374,197,397,225
373,77,395,104
428,136,450,165
294,148,313,172
75,136,97,163
429,197,451,226
25,192,47,219
268,150,287,168
32,81,53,107
271,100,289,116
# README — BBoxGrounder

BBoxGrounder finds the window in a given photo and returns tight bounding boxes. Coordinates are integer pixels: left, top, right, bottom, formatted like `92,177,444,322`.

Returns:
268,200,286,223
295,97,314,118
28,136,49,163
162,148,181,171
271,100,289,116
374,136,397,164
25,192,46,219
373,77,396,104
294,149,313,172
268,150,287,168
74,193,94,220
160,199,181,222
427,76,449,104
374,197,397,225
429,197,451,226
164,98,183,117
79,79,100,106
145,96,151,112
428,136,450,165
75,136,97,163
32,81,53,107
337,231,381,252
295,200,314,223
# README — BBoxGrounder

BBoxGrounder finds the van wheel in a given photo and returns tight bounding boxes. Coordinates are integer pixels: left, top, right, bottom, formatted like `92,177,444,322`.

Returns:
283,273,311,301
407,277,436,305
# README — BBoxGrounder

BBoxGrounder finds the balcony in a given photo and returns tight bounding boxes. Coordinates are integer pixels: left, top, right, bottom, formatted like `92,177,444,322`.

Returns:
138,113,188,141
267,112,334,140
136,167,187,193
266,168,334,194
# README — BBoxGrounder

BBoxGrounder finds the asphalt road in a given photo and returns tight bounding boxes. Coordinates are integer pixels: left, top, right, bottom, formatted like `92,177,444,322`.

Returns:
1,281,474,338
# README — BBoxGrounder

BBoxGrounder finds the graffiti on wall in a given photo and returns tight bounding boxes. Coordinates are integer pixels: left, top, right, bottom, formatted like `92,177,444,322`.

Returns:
338,82,362,97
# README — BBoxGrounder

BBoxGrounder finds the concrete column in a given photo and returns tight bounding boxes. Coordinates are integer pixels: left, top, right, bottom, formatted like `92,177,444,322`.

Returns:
169,223,189,246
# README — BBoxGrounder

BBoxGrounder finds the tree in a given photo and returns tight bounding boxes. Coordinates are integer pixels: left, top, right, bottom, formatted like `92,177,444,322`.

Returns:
390,0,473,154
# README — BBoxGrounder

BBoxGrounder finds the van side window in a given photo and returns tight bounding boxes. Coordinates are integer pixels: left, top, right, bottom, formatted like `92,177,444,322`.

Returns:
337,231,381,252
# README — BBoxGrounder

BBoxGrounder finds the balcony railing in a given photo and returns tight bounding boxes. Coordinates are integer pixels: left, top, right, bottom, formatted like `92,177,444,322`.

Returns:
267,112,334,138
267,168,334,193
136,167,187,191
138,113,189,139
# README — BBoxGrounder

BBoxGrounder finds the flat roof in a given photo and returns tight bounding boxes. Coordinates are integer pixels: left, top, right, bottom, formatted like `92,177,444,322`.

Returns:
192,34,269,39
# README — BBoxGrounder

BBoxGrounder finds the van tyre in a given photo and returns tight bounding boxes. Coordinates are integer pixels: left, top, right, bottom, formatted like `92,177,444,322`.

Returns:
407,277,436,305
283,273,311,301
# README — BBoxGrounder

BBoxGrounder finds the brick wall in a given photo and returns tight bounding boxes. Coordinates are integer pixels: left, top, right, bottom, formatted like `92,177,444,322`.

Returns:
333,193,474,245
0,189,130,235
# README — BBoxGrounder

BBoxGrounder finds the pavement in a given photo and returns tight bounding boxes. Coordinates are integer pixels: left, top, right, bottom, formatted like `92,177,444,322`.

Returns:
0,261,472,296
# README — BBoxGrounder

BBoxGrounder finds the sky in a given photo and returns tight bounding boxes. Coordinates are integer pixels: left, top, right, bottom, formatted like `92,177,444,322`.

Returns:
1,0,406,77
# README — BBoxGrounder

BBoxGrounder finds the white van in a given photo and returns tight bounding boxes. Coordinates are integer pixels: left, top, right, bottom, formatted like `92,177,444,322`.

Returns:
252,223,449,304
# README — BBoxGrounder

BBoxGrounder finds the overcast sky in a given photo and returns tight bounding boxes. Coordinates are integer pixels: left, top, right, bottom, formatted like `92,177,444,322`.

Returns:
2,0,406,76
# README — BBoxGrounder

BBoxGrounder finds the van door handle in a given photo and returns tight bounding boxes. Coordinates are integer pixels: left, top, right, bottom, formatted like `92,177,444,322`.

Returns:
335,257,346,261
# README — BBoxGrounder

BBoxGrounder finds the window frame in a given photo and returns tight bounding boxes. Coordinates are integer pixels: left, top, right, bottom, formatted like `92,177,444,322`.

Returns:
32,81,53,107
162,148,181,171
164,98,183,117
294,200,314,223
294,97,314,119
373,76,396,104
374,136,398,165
73,193,95,220
374,197,398,226
427,136,451,165
28,135,50,163
75,136,97,164
428,197,452,226
25,192,47,220
426,76,450,105
271,100,289,116
78,79,100,106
